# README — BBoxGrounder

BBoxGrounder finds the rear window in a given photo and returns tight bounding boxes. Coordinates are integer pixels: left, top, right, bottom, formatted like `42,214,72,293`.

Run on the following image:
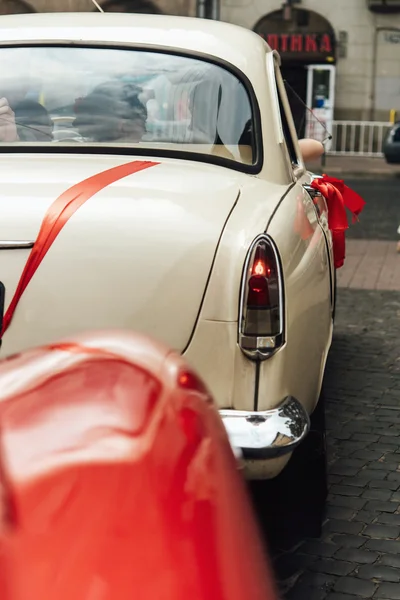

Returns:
0,45,258,169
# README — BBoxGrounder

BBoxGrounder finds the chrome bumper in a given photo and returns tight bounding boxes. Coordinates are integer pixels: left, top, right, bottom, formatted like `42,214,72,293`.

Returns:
219,396,310,460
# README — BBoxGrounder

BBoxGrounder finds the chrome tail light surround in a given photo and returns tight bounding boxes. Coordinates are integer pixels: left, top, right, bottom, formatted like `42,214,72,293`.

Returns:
238,234,285,361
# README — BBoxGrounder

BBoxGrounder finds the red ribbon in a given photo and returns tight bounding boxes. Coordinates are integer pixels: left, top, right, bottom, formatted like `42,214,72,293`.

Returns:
311,174,366,269
1,160,159,338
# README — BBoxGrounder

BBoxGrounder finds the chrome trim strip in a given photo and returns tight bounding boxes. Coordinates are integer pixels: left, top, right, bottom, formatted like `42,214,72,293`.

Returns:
220,396,310,460
266,52,284,145
303,184,322,200
238,233,285,360
0,241,34,249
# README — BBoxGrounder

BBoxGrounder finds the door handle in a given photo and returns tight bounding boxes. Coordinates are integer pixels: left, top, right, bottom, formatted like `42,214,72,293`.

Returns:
303,185,322,217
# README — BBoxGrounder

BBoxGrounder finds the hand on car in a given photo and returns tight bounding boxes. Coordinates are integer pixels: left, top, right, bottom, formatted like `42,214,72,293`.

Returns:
0,97,18,142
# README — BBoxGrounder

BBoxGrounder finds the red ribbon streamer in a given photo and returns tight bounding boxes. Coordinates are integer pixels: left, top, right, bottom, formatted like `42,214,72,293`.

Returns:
311,174,366,269
1,160,159,338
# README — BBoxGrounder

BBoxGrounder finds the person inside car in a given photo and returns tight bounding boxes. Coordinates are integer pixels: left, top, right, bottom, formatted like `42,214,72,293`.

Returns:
14,100,53,142
0,97,18,142
74,81,147,143
0,97,53,142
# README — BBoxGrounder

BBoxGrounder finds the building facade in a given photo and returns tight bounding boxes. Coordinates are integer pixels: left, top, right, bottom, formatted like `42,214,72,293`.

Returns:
221,0,400,122
0,0,196,18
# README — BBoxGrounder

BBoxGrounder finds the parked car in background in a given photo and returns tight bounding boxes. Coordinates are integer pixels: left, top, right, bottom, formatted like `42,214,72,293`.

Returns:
383,121,400,163
0,13,334,490
0,330,279,600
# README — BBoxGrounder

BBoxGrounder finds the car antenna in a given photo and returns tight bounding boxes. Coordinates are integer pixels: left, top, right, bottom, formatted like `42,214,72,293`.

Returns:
91,0,104,11
283,79,333,145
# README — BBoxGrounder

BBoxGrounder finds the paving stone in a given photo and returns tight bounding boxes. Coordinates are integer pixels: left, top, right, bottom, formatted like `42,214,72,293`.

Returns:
362,489,392,501
370,444,400,453
369,480,399,491
352,511,377,524
331,535,368,549
381,453,400,465
334,576,376,597
353,433,380,443
375,583,400,599
335,444,369,457
298,571,337,589
376,429,399,437
375,513,400,526
310,559,354,577
377,437,400,445
300,542,340,558
365,539,400,554
364,501,399,513
326,506,355,520
329,475,343,486
357,565,400,583
365,461,398,472
352,450,385,461
341,477,377,488
329,466,361,477
330,485,364,497
324,519,364,535
334,548,379,564
358,470,387,481
363,524,400,539
328,495,367,510
379,554,400,568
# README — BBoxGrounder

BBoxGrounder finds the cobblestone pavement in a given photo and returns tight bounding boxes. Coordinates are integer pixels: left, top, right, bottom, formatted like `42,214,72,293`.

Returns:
343,179,400,242
268,288,400,599
255,178,400,599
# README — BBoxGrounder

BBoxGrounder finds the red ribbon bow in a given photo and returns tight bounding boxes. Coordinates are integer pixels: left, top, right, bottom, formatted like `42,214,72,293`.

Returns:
311,174,366,269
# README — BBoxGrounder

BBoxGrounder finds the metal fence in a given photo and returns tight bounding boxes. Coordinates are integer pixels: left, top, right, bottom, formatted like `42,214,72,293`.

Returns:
327,120,392,157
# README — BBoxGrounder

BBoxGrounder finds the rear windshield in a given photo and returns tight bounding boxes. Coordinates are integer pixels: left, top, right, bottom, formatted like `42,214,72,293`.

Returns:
0,46,257,168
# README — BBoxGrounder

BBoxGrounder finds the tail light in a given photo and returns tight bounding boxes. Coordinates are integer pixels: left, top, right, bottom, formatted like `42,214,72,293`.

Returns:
239,235,284,360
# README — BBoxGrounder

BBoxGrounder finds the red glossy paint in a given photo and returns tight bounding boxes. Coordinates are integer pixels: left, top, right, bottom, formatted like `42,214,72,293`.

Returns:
0,331,278,600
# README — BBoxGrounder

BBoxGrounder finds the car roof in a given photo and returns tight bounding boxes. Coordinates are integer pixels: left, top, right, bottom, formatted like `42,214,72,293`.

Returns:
0,13,270,75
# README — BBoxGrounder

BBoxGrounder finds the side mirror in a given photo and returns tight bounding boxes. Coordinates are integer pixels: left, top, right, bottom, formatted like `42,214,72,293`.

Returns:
298,138,324,162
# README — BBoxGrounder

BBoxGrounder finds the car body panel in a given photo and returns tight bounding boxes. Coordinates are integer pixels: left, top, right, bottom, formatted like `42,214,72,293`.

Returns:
257,178,333,414
0,331,279,600
0,154,243,355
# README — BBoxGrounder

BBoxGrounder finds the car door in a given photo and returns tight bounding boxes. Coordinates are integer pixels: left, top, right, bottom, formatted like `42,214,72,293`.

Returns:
257,53,333,415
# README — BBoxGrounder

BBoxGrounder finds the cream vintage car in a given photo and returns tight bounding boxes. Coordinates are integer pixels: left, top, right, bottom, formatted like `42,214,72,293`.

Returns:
0,12,334,482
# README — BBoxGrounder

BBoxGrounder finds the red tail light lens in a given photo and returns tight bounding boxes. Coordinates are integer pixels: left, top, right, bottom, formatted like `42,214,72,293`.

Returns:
239,235,284,358
247,242,272,307
247,275,270,307
178,369,210,398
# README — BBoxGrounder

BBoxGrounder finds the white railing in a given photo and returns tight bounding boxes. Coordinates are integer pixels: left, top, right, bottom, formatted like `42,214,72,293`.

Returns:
327,120,392,157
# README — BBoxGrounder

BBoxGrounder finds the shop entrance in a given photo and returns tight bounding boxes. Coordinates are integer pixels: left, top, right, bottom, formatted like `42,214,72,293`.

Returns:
281,64,308,138
254,7,336,143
